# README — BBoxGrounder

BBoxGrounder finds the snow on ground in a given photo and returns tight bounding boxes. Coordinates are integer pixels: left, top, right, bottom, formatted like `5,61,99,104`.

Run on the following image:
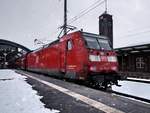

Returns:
0,69,60,113
112,80,150,100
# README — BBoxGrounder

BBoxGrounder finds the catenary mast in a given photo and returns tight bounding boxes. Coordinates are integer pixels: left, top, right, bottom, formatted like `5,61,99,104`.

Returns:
64,0,67,35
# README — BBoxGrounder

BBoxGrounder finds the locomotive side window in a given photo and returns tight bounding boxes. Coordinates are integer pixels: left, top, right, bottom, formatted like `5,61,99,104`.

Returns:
67,40,72,50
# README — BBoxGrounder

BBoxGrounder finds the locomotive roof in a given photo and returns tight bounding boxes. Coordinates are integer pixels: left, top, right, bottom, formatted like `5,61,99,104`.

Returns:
31,31,108,53
82,32,108,40
33,39,59,52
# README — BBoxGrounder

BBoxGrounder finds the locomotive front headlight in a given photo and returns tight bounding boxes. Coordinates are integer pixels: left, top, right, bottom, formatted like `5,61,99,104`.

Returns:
90,66,97,71
89,55,101,61
107,56,117,62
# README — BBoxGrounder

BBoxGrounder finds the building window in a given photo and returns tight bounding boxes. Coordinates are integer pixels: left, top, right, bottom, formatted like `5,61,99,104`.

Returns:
136,57,145,69
67,40,72,50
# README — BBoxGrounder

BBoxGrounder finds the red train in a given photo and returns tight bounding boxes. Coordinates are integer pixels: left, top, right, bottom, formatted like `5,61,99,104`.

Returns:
16,31,121,88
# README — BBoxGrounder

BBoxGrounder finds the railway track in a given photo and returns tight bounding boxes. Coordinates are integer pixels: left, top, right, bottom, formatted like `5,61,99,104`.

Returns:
92,86,150,104
65,79,150,104
16,70,150,104
110,91,150,104
125,78,150,84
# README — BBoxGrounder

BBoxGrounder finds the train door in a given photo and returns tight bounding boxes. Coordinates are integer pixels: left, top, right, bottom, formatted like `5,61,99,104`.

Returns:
65,39,77,79
60,41,67,73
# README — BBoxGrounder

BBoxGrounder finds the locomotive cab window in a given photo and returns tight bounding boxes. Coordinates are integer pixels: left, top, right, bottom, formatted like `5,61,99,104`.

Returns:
83,36,100,49
82,33,111,50
98,39,111,50
67,40,73,50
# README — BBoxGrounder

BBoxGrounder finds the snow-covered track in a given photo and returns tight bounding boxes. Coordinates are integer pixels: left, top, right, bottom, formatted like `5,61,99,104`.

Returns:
110,90,150,104
125,78,150,84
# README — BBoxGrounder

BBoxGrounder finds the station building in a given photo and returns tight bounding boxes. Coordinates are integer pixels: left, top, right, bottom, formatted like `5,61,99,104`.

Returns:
115,44,150,78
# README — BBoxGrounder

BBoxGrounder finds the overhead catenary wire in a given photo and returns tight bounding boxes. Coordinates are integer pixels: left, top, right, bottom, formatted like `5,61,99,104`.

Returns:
56,0,105,37
35,0,106,45
68,0,105,24
67,0,105,24
53,0,105,39
67,0,103,22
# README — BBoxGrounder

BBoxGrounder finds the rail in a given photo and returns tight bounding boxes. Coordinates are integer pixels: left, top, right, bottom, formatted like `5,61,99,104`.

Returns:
125,78,150,84
110,90,150,104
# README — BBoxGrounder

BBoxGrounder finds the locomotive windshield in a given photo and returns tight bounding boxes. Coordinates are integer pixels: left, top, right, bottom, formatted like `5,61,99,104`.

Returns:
83,36,100,50
97,39,111,50
83,33,111,50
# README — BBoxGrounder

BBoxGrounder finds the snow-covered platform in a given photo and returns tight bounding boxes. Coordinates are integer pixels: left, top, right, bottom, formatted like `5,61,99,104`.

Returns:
0,69,59,113
1,69,150,113
112,79,150,100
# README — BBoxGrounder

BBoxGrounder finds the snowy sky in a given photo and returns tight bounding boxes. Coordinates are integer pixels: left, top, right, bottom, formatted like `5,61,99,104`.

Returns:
0,0,150,50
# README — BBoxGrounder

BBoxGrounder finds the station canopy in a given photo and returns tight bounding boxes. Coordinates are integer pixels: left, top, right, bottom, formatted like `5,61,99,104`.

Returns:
0,39,31,68
115,43,150,55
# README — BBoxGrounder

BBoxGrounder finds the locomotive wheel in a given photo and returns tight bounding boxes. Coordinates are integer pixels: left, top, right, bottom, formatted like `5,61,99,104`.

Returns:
102,81,112,90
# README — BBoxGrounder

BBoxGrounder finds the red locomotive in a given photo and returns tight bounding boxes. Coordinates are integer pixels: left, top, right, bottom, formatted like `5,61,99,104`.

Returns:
17,31,121,88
